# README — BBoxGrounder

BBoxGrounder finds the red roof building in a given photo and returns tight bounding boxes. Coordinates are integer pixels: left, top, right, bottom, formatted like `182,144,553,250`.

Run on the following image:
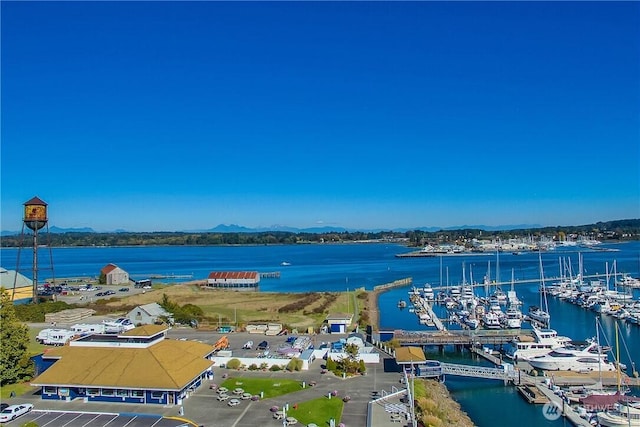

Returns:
205,271,260,289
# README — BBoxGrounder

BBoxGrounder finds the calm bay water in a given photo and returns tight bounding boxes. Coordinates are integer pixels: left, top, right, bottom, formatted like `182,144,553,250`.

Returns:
1,241,639,427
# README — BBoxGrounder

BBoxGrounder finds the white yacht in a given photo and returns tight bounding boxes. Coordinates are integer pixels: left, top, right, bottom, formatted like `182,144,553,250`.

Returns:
482,311,501,329
528,340,616,372
597,402,640,426
504,327,572,361
463,317,480,330
503,306,523,329
528,305,550,325
422,284,435,301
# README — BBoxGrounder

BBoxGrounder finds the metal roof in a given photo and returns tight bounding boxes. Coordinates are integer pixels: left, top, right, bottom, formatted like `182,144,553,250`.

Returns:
31,339,214,390
207,271,259,280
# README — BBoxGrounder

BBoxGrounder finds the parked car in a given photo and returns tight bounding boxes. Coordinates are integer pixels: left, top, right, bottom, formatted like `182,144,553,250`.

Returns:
242,341,253,350
0,404,33,422
119,287,130,292
257,340,269,350
227,398,241,407
0,403,8,411
216,394,229,401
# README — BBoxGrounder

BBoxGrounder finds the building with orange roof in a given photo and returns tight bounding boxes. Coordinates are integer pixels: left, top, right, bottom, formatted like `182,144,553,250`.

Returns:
204,271,260,289
31,325,215,405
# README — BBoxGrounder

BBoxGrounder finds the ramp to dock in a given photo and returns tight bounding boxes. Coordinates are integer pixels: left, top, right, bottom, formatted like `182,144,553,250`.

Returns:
440,362,518,381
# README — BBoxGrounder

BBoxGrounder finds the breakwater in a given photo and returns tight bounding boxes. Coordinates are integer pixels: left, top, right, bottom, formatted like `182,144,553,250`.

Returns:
368,277,413,329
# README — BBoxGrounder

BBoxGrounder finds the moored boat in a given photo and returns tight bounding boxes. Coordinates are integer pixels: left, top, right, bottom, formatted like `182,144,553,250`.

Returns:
597,402,640,426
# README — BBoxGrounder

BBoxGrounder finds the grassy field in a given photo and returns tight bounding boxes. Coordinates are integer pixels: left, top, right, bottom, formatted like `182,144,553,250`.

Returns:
101,284,368,330
287,396,344,426
219,377,303,399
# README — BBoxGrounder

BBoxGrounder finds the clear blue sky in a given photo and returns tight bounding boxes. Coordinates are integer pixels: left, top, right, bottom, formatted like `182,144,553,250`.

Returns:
2,2,639,232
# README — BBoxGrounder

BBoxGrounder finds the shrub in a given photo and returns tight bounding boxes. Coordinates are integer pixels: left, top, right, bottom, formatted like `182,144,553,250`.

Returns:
248,364,258,371
226,358,241,370
286,358,303,372
326,357,337,371
269,364,281,371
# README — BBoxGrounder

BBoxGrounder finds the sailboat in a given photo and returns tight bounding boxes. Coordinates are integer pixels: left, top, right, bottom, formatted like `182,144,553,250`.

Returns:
595,321,640,426
529,251,551,326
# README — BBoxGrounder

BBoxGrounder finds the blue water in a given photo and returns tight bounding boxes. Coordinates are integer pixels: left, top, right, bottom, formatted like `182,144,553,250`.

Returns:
1,241,639,427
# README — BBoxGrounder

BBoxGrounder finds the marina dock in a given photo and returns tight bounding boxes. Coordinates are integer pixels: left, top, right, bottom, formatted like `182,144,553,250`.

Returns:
517,385,549,404
470,345,503,366
534,382,593,426
392,329,522,346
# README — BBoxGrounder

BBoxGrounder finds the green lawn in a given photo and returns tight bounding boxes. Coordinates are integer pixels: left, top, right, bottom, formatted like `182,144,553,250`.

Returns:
219,377,303,399
28,328,46,356
287,396,344,426
217,377,344,423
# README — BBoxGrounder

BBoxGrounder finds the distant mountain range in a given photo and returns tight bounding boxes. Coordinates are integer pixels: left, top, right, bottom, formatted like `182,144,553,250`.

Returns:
1,223,543,236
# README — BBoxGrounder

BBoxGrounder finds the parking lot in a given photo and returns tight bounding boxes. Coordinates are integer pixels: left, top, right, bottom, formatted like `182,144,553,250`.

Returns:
1,410,192,427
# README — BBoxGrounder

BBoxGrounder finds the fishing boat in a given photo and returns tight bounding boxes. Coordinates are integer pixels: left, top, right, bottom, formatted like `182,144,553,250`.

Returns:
398,300,407,308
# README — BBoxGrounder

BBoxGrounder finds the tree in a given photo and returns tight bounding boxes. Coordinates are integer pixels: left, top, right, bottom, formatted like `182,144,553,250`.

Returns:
0,288,34,385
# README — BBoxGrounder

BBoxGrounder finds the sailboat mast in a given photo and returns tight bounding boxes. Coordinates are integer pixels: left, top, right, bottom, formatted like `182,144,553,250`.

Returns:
596,317,602,388
615,321,621,393
538,251,550,328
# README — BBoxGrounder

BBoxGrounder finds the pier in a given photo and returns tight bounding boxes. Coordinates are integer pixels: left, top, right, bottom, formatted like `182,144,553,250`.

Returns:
408,293,445,331
533,382,594,426
392,329,522,346
260,271,281,278
147,273,194,279
470,345,503,366
517,385,549,404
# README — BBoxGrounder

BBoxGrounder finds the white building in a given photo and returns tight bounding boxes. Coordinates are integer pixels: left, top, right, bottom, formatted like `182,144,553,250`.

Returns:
127,303,173,326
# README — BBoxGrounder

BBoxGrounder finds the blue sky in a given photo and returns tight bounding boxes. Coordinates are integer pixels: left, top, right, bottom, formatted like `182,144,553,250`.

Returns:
2,2,639,232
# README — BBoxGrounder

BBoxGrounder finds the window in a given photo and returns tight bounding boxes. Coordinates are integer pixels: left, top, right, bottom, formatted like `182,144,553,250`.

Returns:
151,391,164,399
131,390,144,398
87,388,100,396
101,389,114,396
44,386,56,394
116,389,128,397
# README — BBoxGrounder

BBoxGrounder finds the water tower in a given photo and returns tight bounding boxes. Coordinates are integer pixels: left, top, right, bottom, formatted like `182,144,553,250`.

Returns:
13,196,55,303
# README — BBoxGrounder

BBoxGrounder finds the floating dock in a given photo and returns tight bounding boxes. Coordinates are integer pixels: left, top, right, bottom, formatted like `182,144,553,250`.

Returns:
517,385,549,404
